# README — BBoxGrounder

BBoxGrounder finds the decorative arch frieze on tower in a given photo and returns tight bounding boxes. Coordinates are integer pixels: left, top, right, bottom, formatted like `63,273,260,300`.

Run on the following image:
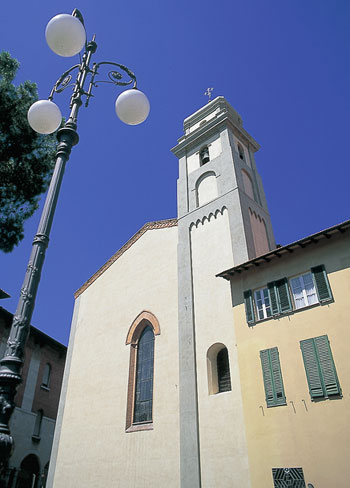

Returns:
172,96,273,488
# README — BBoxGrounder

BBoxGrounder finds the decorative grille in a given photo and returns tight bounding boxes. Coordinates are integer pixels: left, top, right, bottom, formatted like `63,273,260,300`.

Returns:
272,468,306,488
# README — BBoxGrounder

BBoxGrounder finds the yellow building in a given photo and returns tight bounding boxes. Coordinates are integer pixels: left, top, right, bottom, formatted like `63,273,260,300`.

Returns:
219,221,350,487
48,97,350,488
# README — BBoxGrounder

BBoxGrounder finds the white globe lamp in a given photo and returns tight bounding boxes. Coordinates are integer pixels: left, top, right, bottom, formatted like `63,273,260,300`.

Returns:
45,14,86,57
27,100,62,134
115,89,150,125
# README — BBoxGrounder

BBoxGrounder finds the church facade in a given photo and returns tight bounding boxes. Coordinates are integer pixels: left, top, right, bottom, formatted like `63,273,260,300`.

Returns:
47,97,350,488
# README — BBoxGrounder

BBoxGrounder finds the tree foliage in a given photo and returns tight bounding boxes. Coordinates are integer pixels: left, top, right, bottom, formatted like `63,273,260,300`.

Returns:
0,51,57,252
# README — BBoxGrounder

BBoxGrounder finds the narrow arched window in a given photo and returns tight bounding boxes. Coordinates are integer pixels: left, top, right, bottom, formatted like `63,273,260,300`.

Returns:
33,409,43,439
42,363,51,388
207,343,232,395
238,143,245,160
133,326,155,424
125,312,160,432
199,146,210,165
217,348,231,393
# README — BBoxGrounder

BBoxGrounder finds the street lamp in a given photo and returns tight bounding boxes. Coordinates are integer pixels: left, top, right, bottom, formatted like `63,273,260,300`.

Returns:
0,8,149,472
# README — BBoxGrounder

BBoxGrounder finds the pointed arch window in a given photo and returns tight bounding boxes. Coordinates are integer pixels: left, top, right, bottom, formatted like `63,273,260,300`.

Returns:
134,326,154,423
125,311,160,432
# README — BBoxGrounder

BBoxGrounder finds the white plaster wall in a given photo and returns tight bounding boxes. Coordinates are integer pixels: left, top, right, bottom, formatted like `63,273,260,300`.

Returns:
52,226,180,488
187,151,199,174
190,209,251,488
209,136,222,161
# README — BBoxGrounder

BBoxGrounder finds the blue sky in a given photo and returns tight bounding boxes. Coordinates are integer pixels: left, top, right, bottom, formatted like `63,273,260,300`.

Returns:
1,0,349,345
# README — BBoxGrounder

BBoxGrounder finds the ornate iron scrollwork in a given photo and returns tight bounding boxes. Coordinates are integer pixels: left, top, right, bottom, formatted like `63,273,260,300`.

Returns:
92,62,136,87
48,65,81,102
56,75,73,93
109,71,122,82
48,59,137,109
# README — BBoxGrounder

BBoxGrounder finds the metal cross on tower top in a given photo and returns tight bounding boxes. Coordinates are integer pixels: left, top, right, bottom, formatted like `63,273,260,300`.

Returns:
204,87,214,102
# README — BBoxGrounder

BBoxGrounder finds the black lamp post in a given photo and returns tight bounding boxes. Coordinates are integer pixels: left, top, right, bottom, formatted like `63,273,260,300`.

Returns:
0,8,149,473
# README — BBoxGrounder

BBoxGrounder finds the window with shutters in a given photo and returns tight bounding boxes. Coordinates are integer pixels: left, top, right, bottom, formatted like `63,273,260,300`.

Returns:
243,264,332,326
207,343,232,395
254,287,272,320
300,335,341,400
290,272,318,309
260,347,286,407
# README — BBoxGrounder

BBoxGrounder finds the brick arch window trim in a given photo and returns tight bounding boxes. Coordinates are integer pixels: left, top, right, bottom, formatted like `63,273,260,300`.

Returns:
125,311,160,433
126,311,160,345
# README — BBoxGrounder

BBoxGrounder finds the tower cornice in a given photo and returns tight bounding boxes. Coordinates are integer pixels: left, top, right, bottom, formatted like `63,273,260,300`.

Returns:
171,96,260,157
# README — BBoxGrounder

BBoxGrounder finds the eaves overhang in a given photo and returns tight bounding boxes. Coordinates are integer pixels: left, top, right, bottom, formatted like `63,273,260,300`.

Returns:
0,306,66,350
0,289,10,299
217,219,350,281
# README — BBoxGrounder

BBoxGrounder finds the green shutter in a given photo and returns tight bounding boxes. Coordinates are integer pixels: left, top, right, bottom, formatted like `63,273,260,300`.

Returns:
267,279,292,315
276,278,293,313
300,335,341,399
267,282,279,315
244,290,255,325
300,339,324,398
311,265,332,303
314,335,341,396
270,347,286,405
260,347,286,407
260,349,275,406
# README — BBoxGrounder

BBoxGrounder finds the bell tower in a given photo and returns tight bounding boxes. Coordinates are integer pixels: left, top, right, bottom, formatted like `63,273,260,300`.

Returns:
173,96,275,262
172,96,275,488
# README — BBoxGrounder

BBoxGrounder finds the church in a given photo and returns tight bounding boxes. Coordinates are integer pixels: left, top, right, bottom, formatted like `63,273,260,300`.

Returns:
47,97,350,488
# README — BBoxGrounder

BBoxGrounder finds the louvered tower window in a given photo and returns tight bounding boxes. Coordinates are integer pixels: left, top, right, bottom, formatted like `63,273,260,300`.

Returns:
217,347,231,393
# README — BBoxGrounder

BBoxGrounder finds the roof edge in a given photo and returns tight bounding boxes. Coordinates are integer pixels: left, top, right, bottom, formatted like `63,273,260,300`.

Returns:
217,219,350,280
0,306,66,350
74,218,178,299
